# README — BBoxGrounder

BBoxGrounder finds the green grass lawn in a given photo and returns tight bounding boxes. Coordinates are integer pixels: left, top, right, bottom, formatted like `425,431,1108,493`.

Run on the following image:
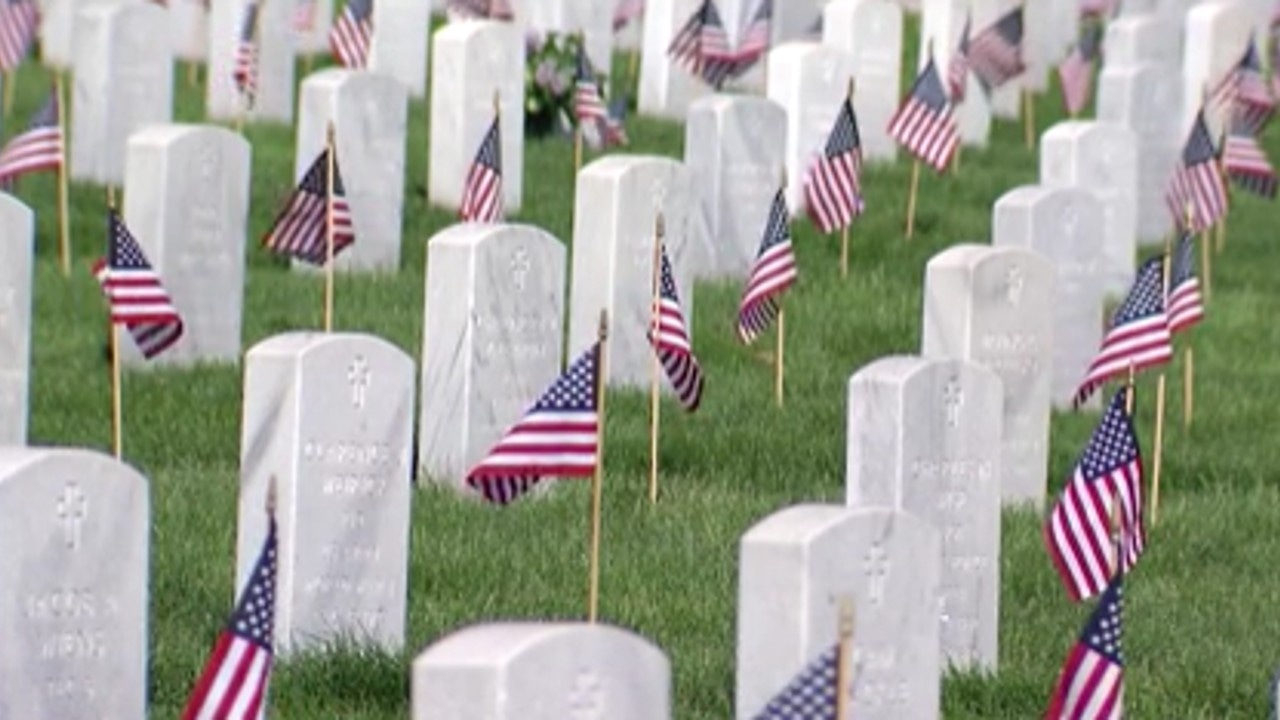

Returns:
8,17,1280,719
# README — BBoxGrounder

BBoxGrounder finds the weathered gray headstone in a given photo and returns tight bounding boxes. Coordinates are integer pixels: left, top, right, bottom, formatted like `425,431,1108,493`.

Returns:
418,223,566,490
0,448,149,719
921,244,1055,506
412,622,672,720
208,0,295,123
846,356,1001,672
0,194,32,446
684,95,787,280
71,1,174,185
238,332,414,653
296,69,408,271
569,155,697,390
737,505,941,720
123,125,251,367
822,0,902,163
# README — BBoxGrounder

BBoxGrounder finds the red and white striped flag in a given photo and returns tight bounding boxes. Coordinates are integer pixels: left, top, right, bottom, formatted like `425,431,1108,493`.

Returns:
737,189,797,344
1222,114,1278,199
967,6,1025,90
94,210,185,360
262,148,355,265
233,0,261,105
460,113,503,223
1057,21,1102,117
1166,231,1203,335
330,0,372,68
1044,572,1125,718
947,15,971,102
181,514,278,719
0,0,38,73
650,245,705,411
0,87,62,184
1164,110,1228,233
888,57,960,173
803,97,863,234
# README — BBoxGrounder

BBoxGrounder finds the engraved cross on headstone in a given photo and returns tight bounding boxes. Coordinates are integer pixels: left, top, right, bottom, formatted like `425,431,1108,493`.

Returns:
56,482,87,550
568,668,605,720
510,246,531,292
1004,265,1025,306
943,378,964,428
347,355,370,409
864,543,890,605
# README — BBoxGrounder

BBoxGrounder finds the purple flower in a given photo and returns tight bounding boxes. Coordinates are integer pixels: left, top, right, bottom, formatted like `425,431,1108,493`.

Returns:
534,59,558,90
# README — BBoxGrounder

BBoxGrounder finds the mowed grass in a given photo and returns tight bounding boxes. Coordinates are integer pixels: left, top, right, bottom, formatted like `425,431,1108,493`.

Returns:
9,16,1280,718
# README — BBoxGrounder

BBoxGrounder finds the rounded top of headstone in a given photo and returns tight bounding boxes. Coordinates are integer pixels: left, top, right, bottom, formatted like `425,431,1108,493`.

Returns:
80,0,165,22
126,123,250,154
740,503,934,547
413,622,667,669
849,354,999,391
0,446,147,491
433,17,519,43
926,243,1053,276
303,67,409,97
246,331,409,363
579,154,682,180
1042,120,1138,145
688,94,786,118
426,222,563,251
768,40,828,62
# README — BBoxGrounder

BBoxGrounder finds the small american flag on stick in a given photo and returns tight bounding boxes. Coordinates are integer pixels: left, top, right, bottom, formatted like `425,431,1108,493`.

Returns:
749,644,839,719
1044,572,1125,718
460,110,504,223
180,511,278,719
667,0,735,89
1058,20,1103,117
888,57,960,173
233,0,261,105
0,0,38,73
0,87,62,183
733,0,773,70
262,147,355,265
1166,231,1203,335
967,6,1025,90
1222,112,1278,199
803,95,863,234
1045,387,1145,602
1209,39,1274,137
737,188,797,345
1164,110,1228,232
94,210,185,360
947,15,971,102
1072,257,1172,408
650,243,705,412
466,341,600,505
330,0,372,68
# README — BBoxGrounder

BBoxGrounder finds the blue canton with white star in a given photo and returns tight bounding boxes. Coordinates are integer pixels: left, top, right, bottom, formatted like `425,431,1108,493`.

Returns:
753,644,839,719
231,518,278,650
1077,389,1139,480
532,344,597,413
1111,257,1166,327
1080,576,1124,665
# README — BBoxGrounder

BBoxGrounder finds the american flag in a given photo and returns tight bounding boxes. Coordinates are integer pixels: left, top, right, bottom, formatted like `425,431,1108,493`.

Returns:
1045,388,1145,603
1166,231,1203,335
262,148,355,265
803,97,863,234
668,0,735,89
734,0,773,68
0,88,62,183
1164,110,1228,233
460,113,504,223
613,0,644,32
888,57,960,173
947,15,971,102
329,0,372,68
0,0,38,73
233,0,260,105
1209,39,1274,137
737,189,797,345
749,644,838,719
574,46,607,123
650,246,705,411
967,6,1025,90
1045,573,1125,718
445,0,512,21
1223,112,1278,199
180,516,278,720
1058,20,1103,117
1072,257,1172,408
292,0,316,32
466,342,600,505
94,210,185,360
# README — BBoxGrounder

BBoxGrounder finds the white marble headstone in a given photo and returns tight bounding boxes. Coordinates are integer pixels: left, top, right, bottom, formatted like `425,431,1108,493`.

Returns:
919,0,991,146
822,0,902,163
1040,120,1140,287
208,0,295,123
296,69,408,272
921,244,1055,507
412,622,672,720
168,0,209,63
973,0,1023,120
1097,62,1182,243
1182,0,1254,136
846,356,1002,672
71,2,174,185
428,20,525,214
370,0,433,98
294,0,335,55
992,186,1107,411
684,95,786,280
418,223,566,490
238,332,414,653
569,155,697,390
1104,14,1181,67
123,125,251,367
737,504,941,720
0,448,149,719
767,41,856,212
0,195,32,446
638,0,713,120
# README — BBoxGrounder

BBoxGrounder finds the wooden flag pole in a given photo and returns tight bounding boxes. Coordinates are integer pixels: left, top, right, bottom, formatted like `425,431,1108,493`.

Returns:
106,186,123,460
323,121,337,332
587,309,609,623
1182,346,1194,430
840,77,856,279
647,212,665,505
55,73,71,278
835,597,855,720
774,303,786,407
1215,217,1226,254
1150,235,1173,526
1022,88,1035,150
1125,361,1135,416
905,160,921,240
1110,488,1124,577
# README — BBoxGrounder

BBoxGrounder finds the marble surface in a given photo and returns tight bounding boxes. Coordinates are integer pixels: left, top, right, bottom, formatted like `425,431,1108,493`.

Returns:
207,0,294,123
0,194,32,446
370,0,432,98
823,0,902,163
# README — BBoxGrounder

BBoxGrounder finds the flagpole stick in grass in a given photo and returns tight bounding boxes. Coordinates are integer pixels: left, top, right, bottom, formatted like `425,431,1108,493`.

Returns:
323,121,337,332
106,186,123,460
835,596,855,720
1183,345,1194,430
1022,87,1035,150
774,302,786,407
840,76,855,279
587,309,609,623
56,72,71,278
1150,236,1173,526
905,159,921,240
647,211,664,506
1125,360,1135,416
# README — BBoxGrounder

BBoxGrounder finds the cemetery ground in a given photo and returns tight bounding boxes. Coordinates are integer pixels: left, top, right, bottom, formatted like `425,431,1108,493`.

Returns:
11,25,1280,720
